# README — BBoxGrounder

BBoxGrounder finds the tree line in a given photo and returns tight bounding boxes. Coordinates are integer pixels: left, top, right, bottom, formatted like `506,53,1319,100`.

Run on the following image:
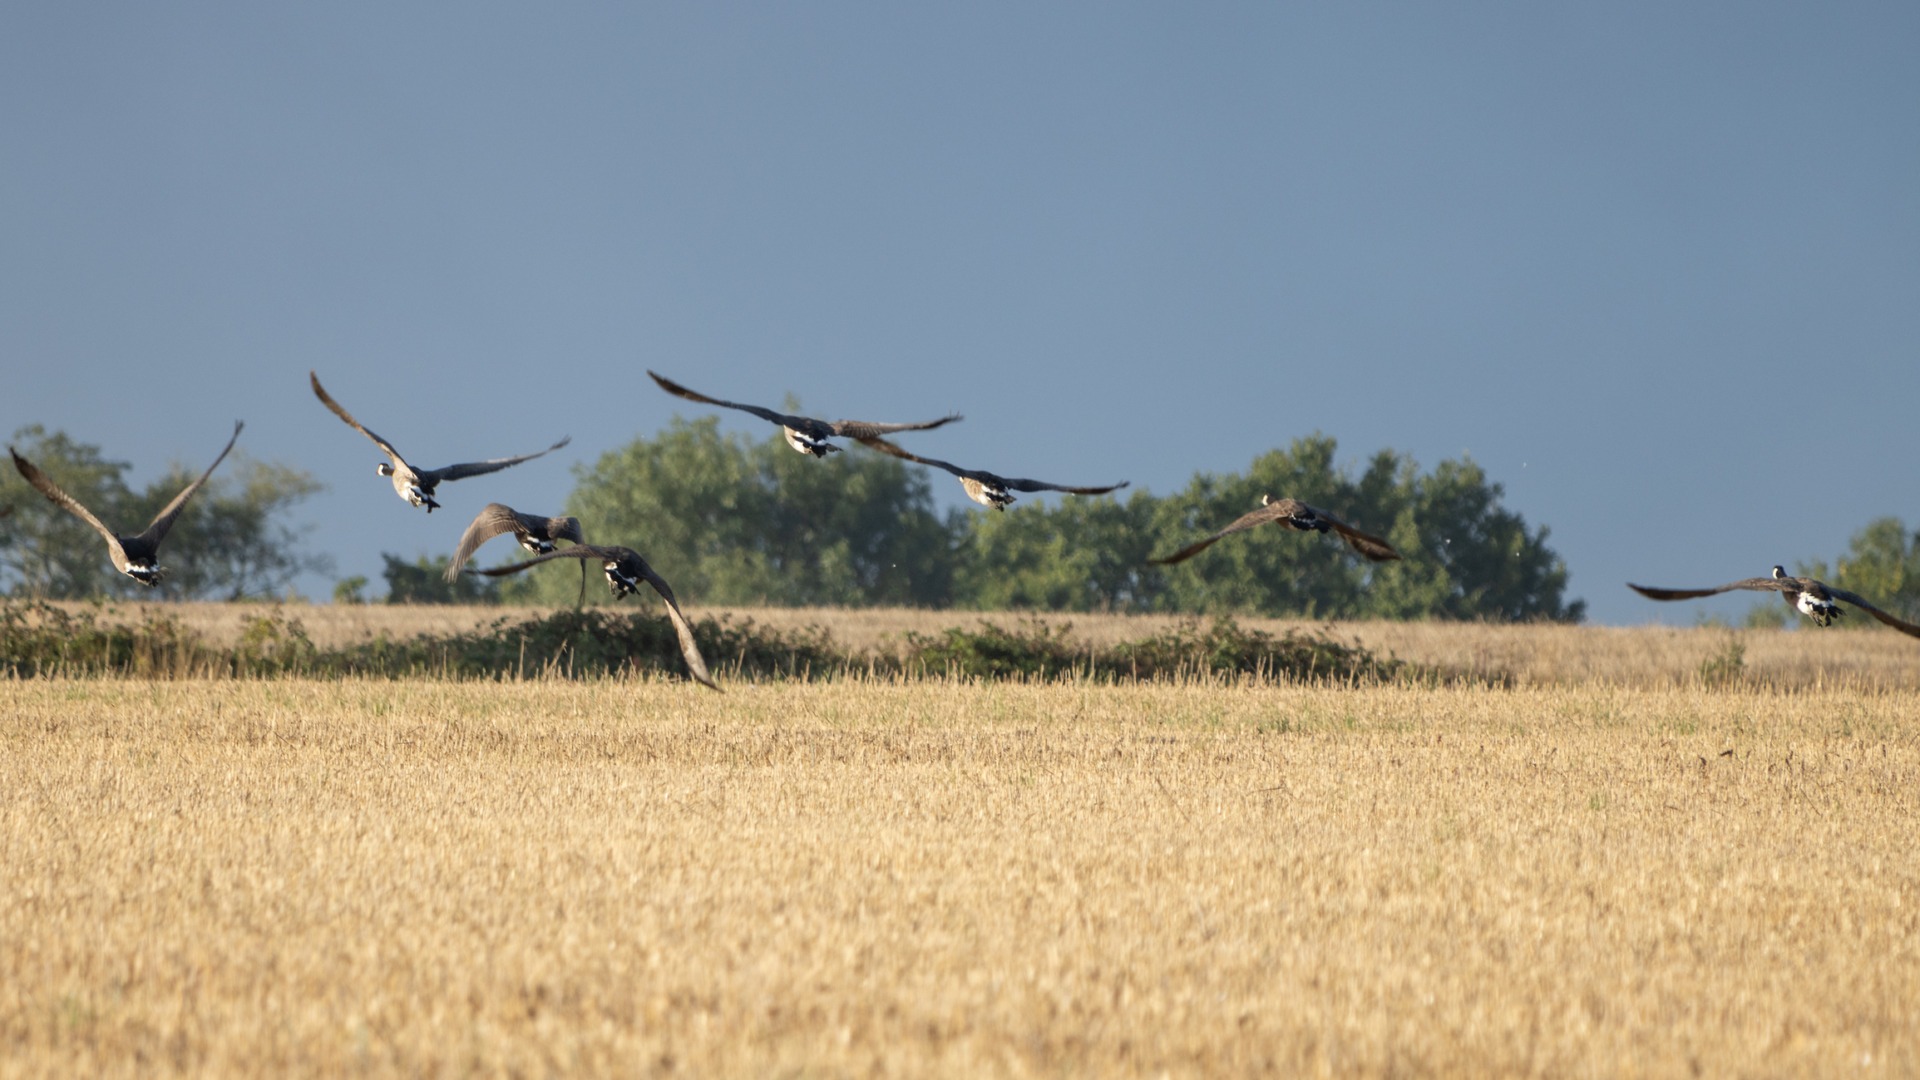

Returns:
489,417,1588,621
21,415,1907,624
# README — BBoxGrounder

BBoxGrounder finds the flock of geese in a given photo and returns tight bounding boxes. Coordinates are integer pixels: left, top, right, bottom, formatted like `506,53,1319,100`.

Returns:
7,370,1918,690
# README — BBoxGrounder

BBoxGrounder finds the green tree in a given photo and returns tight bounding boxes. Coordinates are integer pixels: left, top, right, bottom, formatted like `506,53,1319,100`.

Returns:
1,426,332,600
1798,517,1920,625
382,553,500,604
952,493,1165,611
1149,436,1581,621
1360,456,1583,622
1152,437,1406,618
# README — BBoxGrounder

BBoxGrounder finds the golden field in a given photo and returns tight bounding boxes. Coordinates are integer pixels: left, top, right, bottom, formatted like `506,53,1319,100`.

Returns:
4,630,1919,1075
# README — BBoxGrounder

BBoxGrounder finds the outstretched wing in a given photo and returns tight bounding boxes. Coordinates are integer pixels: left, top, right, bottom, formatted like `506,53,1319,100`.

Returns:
857,434,1120,495
853,435,971,478
10,447,128,563
1824,587,1920,639
827,414,963,440
1149,503,1291,565
469,545,719,688
648,370,799,428
468,544,608,577
624,555,719,691
311,371,407,467
1001,476,1130,496
428,435,571,483
1314,507,1403,562
445,503,525,581
135,420,243,548
1627,578,1783,601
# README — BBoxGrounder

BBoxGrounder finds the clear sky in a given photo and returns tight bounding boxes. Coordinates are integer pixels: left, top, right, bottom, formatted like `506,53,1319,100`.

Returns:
5,3,1915,623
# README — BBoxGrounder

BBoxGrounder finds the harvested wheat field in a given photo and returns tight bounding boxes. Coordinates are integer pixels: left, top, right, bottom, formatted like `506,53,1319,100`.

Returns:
3,673,1917,1077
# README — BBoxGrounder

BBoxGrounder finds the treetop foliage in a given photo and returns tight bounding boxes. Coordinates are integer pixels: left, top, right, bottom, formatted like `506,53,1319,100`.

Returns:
533,419,1586,622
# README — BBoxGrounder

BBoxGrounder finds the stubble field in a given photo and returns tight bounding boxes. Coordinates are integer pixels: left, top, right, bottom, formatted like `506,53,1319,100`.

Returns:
3,611,1917,1076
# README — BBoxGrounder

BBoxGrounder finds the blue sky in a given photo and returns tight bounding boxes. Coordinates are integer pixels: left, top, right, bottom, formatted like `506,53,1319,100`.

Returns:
5,3,1915,623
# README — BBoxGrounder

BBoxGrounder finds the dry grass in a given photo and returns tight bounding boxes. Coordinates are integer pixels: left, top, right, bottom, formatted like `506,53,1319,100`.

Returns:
42,601,1920,689
4,676,1917,1076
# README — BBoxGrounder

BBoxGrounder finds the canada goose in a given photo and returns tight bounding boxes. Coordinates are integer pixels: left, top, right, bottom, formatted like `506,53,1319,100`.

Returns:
855,435,1128,510
444,502,588,602
311,371,569,512
9,421,243,587
471,544,719,689
1628,566,1920,638
1151,494,1402,565
647,370,961,457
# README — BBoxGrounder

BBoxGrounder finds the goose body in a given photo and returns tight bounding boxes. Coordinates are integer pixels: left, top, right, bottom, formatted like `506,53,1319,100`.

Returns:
471,544,719,689
311,371,569,512
445,502,589,602
647,370,961,458
855,435,1127,510
1151,494,1401,566
1628,565,1920,638
9,421,243,587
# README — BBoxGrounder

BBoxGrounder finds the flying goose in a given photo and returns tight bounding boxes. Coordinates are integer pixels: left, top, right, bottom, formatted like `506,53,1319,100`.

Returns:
9,421,243,587
470,544,719,689
1628,566,1920,638
1150,495,1402,565
444,502,588,602
855,435,1128,510
311,371,569,512
647,370,962,457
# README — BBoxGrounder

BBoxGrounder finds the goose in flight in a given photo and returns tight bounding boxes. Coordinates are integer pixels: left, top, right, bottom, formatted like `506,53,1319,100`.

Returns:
471,544,719,689
311,371,569,512
1151,495,1402,566
855,435,1127,510
443,502,588,602
1629,566,1920,638
647,370,961,457
9,421,243,587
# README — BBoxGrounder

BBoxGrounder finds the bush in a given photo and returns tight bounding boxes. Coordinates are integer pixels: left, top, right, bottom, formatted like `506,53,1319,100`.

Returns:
900,615,1411,683
0,601,1416,686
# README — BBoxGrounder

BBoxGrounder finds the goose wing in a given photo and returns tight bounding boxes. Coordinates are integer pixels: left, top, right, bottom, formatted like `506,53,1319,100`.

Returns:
648,371,800,428
1149,502,1294,565
1000,475,1130,496
853,435,970,478
826,414,963,440
9,447,128,565
1310,504,1403,562
469,544,609,578
311,371,410,468
855,435,1121,494
444,504,587,580
618,552,719,691
425,435,571,483
471,545,719,689
445,503,527,581
133,421,243,549
1627,578,1785,601
1822,587,1920,639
